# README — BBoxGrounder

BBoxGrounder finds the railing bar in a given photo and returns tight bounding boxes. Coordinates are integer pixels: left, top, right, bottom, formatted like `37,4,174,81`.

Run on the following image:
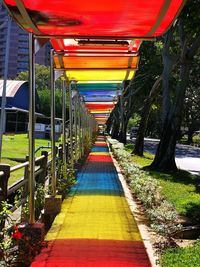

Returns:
10,154,46,173
8,179,28,196
35,154,45,162
34,168,43,177
10,197,27,213
10,162,29,172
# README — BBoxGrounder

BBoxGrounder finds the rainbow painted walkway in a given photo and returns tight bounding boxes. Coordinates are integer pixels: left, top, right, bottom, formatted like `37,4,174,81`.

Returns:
31,136,151,267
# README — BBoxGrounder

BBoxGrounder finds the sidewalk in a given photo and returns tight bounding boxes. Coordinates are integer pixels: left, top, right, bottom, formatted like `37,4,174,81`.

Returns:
31,136,151,267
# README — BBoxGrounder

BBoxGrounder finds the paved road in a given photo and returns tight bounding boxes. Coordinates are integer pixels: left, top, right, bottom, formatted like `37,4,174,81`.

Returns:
128,137,200,176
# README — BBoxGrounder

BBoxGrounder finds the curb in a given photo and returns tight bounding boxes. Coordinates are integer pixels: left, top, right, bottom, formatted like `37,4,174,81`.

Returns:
109,149,160,267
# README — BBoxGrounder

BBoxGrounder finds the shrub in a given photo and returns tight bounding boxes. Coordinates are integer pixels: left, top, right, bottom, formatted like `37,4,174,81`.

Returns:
57,160,76,199
108,137,182,238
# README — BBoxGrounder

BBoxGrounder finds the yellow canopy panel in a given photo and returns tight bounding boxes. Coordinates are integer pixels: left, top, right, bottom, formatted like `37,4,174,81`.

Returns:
65,70,135,81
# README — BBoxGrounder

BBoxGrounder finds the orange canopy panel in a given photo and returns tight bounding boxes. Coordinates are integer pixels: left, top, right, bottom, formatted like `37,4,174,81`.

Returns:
95,115,109,117
97,120,107,123
54,55,139,69
51,39,142,53
4,0,185,38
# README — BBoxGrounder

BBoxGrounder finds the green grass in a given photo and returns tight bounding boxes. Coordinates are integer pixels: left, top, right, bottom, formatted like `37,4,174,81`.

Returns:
124,143,200,220
2,134,52,159
1,134,54,186
150,171,200,219
161,241,200,267
193,135,200,146
124,143,154,166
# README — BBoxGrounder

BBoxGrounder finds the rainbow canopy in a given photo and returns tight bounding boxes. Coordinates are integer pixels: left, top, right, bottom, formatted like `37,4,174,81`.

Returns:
3,0,185,124
72,82,121,124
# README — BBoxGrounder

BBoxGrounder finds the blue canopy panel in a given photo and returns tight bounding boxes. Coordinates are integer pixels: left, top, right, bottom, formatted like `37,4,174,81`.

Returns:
79,91,120,96
93,113,110,116
83,96,116,102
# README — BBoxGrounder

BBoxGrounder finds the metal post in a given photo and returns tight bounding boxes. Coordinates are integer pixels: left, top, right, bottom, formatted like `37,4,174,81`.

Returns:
90,117,92,141
0,17,11,161
69,82,74,166
71,96,75,162
28,33,36,224
120,85,124,132
62,80,67,174
74,94,78,161
81,104,85,156
77,95,81,159
80,103,84,157
50,50,56,196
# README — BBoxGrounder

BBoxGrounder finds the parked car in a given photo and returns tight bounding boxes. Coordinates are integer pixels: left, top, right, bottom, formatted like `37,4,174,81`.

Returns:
130,127,138,139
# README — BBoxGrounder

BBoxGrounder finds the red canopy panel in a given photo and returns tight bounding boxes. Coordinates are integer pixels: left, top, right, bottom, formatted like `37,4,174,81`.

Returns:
85,103,115,110
51,39,142,53
53,55,139,69
4,0,185,38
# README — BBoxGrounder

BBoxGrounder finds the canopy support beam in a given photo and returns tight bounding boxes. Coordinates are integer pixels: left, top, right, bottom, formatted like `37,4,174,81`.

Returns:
50,49,56,196
28,33,36,224
69,82,74,167
0,17,11,161
62,79,67,175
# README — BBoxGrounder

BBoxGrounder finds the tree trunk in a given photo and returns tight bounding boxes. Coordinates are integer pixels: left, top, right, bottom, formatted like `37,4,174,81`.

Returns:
111,117,120,139
150,62,190,171
150,115,178,171
118,117,128,144
106,113,113,134
162,39,174,123
187,126,193,144
134,76,162,156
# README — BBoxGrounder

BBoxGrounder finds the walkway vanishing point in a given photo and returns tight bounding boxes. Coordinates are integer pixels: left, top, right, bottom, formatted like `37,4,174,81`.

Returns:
31,136,151,267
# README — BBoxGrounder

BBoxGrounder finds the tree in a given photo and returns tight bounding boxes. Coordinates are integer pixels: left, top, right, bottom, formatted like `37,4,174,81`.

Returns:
150,0,200,171
107,41,162,145
15,64,64,117
134,76,162,155
182,62,200,143
16,64,51,90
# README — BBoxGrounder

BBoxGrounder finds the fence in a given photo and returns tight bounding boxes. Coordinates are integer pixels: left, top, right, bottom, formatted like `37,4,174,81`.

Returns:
0,144,68,224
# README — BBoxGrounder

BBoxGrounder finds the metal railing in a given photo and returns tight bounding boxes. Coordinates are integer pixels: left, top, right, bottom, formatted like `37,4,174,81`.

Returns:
0,145,65,221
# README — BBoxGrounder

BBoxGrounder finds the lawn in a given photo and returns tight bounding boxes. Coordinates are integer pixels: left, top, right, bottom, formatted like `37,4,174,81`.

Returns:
161,241,200,267
1,134,53,186
124,143,200,220
2,134,52,159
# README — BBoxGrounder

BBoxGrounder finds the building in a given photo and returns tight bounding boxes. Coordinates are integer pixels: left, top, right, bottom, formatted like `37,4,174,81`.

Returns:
0,2,51,78
0,80,62,139
0,80,41,132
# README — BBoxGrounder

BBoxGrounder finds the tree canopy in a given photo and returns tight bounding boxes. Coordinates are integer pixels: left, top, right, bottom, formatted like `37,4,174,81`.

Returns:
15,64,66,118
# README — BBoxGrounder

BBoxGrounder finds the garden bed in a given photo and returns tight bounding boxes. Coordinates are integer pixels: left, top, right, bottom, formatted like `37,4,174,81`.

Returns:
108,138,200,267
